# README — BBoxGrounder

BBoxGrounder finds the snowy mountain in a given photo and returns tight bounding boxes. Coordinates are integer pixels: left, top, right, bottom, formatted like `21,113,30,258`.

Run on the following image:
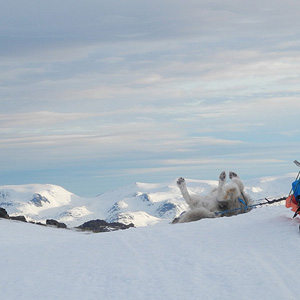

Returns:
0,173,296,227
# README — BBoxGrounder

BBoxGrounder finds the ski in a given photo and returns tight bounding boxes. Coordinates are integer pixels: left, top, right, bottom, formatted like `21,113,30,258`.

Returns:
294,160,300,167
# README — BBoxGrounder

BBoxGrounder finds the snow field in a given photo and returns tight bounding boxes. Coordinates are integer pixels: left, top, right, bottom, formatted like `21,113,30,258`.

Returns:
1,203,300,300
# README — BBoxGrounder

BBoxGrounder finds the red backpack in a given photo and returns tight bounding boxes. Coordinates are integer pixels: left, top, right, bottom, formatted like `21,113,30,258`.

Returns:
286,179,300,218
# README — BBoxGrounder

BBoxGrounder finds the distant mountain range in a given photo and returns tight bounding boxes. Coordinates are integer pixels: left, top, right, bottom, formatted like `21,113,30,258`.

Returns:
0,173,295,227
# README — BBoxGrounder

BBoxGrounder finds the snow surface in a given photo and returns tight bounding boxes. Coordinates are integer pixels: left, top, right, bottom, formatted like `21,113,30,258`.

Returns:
1,173,300,300
1,204,300,300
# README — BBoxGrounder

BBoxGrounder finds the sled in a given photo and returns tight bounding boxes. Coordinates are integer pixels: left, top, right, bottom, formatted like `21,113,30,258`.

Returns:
285,160,300,218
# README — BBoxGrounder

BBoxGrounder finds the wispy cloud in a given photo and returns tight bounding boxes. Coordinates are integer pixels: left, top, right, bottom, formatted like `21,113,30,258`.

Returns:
161,158,285,166
1,0,300,195
0,111,94,127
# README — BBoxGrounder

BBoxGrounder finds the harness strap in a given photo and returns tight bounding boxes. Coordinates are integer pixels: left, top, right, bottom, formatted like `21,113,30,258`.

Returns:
215,196,286,216
238,197,248,212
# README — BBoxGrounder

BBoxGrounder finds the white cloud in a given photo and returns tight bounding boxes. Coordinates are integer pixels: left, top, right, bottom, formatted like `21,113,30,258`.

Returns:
161,158,285,166
1,0,300,194
0,111,94,127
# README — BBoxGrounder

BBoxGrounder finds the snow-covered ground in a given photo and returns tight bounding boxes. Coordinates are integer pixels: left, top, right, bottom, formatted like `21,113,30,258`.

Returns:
1,201,300,300
1,173,300,299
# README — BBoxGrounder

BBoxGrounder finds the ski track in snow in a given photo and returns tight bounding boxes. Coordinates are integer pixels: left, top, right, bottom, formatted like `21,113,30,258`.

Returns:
1,203,300,300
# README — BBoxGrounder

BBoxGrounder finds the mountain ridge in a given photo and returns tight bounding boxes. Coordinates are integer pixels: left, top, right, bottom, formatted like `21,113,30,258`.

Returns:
0,173,296,227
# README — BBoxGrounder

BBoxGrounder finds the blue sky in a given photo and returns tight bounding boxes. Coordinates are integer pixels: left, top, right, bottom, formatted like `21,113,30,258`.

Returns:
1,0,300,196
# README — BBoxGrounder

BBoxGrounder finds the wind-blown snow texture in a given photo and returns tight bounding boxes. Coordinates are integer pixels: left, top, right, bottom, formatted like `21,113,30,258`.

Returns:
1,173,300,300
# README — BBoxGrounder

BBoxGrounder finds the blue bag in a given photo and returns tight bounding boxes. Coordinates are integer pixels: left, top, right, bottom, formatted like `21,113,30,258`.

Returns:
292,180,300,200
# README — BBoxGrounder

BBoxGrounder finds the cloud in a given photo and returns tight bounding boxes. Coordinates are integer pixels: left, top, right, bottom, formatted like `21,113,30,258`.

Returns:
0,111,93,127
161,158,285,166
1,0,300,194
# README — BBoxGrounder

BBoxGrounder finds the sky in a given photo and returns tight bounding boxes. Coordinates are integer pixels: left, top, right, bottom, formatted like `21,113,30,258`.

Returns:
1,0,300,196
